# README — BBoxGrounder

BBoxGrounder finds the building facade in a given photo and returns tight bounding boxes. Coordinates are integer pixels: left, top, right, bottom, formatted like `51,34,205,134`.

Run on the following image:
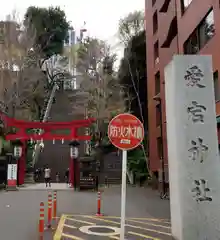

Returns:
145,0,220,179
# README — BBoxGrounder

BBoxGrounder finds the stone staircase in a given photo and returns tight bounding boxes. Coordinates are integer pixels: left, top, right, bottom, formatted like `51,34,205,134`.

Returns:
33,88,125,184
34,89,85,182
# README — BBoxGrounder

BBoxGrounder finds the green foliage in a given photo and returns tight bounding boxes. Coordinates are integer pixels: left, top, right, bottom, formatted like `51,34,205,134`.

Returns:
118,30,146,91
0,135,12,155
89,114,119,156
1,137,12,154
118,10,144,43
127,146,148,178
25,6,69,57
76,36,107,72
118,30,148,132
26,147,34,169
102,55,116,75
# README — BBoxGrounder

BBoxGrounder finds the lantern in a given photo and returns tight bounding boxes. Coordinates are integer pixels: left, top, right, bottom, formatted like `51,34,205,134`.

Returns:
69,140,80,158
12,140,23,159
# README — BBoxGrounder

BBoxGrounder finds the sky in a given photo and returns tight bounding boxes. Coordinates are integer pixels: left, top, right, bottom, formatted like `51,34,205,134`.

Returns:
0,0,144,58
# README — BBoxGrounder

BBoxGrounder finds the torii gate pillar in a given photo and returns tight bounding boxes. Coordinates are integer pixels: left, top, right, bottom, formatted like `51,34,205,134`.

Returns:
18,141,26,185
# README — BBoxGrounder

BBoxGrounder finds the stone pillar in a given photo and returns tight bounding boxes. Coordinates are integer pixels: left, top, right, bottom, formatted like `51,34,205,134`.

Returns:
164,55,220,240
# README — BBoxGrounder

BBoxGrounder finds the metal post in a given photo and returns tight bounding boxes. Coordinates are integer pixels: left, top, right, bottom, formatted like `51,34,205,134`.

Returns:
120,150,127,240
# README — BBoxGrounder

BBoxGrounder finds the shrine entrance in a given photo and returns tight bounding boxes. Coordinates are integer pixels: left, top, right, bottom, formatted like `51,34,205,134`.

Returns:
0,112,95,186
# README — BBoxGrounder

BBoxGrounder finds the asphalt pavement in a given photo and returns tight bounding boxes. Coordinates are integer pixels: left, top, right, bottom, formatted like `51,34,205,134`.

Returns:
0,184,171,240
54,214,171,239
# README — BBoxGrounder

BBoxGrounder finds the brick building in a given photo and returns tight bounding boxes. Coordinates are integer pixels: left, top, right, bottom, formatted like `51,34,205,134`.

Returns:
145,0,220,180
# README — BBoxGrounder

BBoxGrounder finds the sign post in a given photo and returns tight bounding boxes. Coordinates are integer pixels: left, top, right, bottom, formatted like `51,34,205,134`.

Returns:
120,149,127,239
108,113,144,240
6,153,18,190
7,164,17,187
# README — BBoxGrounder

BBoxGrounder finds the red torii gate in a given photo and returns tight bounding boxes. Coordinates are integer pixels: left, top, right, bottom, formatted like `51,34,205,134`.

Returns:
0,112,95,185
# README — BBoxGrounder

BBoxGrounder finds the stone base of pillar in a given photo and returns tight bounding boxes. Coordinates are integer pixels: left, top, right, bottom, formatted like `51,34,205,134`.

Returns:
6,185,18,191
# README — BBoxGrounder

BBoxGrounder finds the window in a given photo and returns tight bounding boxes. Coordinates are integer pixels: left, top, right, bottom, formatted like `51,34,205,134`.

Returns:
154,41,159,63
181,0,193,11
153,11,158,34
199,10,215,47
155,72,160,94
183,30,199,54
213,71,220,101
157,137,163,158
156,104,161,127
184,9,215,54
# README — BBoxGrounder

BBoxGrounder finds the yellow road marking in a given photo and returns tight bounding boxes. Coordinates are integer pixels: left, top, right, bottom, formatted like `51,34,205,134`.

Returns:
128,217,170,224
66,214,170,223
83,215,118,224
62,233,84,240
128,231,161,240
127,219,170,229
53,215,66,240
83,216,171,236
66,217,94,225
63,224,77,229
109,236,120,239
126,224,171,236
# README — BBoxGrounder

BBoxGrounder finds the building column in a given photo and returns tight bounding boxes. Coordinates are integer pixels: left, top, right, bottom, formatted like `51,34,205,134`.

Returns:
217,125,220,144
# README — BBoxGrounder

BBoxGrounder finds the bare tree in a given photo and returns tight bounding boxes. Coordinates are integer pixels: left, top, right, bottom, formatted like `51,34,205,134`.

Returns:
0,13,47,120
118,10,144,45
118,11,149,174
0,11,71,121
68,37,130,154
118,11,146,125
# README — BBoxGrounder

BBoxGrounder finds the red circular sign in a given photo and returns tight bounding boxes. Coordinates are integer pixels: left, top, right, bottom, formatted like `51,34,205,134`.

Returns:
108,113,144,150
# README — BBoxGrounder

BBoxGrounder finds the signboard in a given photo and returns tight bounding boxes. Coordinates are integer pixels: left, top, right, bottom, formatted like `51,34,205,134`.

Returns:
108,113,144,240
7,164,17,186
108,113,144,150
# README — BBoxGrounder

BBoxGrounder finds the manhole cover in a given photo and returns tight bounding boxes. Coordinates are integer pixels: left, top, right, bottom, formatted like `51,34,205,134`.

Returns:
90,227,115,233
79,225,120,236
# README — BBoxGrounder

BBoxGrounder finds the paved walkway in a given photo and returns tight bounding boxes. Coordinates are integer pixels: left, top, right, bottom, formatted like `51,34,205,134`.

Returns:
19,183,71,191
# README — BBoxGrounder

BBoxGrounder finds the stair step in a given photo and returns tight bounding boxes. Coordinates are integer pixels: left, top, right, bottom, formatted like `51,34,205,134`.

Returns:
24,173,35,184
34,91,78,182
